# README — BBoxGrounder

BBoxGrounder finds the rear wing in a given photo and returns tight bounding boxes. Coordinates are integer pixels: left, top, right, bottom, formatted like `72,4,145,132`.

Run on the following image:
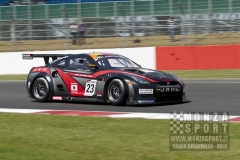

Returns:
22,54,71,65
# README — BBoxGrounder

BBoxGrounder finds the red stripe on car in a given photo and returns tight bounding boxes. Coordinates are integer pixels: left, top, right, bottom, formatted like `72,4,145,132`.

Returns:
56,68,85,96
67,69,157,82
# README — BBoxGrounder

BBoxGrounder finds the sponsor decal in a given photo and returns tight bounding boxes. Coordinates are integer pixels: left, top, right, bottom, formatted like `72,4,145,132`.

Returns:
94,55,123,61
160,87,180,92
84,80,97,96
69,73,93,77
75,73,92,77
22,54,33,59
52,96,62,100
71,83,78,92
138,100,155,103
97,92,103,97
139,89,153,94
32,67,48,72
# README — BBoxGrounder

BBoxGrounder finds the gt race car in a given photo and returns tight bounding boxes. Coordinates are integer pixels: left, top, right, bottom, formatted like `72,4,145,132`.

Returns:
22,53,190,106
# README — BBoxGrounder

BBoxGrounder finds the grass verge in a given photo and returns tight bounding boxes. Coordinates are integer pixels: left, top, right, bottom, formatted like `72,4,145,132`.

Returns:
1,69,240,80
0,113,239,160
0,74,27,80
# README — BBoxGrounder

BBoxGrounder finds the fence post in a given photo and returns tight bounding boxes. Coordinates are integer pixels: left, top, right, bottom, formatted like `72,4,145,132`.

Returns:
118,4,126,48
8,11,16,52
130,0,135,36
28,0,32,40
178,1,185,45
78,0,82,20
229,0,233,31
169,0,173,16
208,0,212,34
150,0,154,34
96,2,100,38
114,2,118,36
61,5,69,50
188,0,193,34
0,7,2,41
45,4,49,40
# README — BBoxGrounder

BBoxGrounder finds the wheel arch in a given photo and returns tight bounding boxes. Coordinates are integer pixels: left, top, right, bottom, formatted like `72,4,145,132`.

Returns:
29,73,54,100
103,75,135,102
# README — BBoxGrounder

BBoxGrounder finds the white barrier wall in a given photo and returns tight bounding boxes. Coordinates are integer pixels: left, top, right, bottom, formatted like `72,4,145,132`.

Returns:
0,47,155,75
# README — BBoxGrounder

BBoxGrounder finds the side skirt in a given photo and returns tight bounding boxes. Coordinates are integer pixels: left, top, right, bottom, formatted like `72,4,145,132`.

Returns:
51,96,107,103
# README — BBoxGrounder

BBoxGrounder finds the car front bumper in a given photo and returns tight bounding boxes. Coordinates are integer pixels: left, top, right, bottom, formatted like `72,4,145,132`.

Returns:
126,82,190,105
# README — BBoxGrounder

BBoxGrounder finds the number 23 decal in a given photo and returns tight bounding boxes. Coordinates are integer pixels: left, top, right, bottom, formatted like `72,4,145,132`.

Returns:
84,80,97,96
86,83,95,93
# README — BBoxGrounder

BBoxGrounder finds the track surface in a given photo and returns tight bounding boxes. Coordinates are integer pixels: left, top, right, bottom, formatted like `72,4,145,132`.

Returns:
0,80,239,114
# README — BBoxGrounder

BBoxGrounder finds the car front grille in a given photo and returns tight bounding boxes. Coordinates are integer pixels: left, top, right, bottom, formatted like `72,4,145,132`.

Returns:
155,92,182,103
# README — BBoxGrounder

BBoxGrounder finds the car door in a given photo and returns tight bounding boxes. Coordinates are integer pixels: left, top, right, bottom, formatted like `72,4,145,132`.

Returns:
62,56,98,97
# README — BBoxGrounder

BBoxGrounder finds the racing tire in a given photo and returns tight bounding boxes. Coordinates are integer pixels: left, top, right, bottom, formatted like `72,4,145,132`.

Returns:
32,77,50,102
107,79,126,106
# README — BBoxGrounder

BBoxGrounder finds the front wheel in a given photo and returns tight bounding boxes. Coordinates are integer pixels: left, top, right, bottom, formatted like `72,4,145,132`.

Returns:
32,77,50,102
107,79,126,106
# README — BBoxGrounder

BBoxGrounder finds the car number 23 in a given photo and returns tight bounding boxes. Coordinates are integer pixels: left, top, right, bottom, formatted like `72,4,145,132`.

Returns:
84,80,97,96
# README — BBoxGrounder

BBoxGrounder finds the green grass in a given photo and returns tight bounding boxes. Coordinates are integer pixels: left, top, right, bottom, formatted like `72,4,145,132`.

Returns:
0,74,27,80
1,69,240,80
0,113,239,160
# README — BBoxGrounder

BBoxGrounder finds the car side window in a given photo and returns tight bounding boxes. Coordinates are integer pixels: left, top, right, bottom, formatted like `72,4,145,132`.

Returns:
57,60,66,67
68,57,90,70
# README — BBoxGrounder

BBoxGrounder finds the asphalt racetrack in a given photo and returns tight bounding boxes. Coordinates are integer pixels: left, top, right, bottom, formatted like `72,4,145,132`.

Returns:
0,79,239,115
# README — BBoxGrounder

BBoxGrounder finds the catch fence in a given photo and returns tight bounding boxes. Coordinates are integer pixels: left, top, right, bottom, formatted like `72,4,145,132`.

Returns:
1,0,240,51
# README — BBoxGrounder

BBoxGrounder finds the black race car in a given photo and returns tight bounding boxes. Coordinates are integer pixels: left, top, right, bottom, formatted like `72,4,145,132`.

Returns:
22,52,190,106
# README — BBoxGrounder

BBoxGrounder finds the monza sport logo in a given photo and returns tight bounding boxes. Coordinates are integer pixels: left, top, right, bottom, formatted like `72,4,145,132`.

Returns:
169,111,230,151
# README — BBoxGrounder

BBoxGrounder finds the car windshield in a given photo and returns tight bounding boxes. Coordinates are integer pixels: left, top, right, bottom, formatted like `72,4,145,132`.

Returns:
94,55,140,68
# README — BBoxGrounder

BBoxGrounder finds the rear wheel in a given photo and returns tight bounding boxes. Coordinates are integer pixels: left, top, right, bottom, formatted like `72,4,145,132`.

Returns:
107,79,126,106
32,77,50,102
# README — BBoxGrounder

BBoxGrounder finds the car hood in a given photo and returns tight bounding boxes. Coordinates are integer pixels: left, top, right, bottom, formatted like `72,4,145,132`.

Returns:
122,68,179,82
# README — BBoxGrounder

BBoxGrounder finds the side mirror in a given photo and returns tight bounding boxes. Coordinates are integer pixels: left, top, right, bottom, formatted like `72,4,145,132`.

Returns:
88,64,98,70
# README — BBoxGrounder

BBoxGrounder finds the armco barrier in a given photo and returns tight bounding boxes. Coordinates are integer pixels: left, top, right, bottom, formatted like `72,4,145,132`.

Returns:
0,47,155,75
156,45,240,70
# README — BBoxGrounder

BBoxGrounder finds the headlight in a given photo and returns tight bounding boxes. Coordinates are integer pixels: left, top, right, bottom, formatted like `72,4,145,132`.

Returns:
172,74,185,87
134,77,150,84
171,74,181,81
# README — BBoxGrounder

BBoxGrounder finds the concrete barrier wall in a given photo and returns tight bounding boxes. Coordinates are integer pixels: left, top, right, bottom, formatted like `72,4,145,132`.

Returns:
1,44,240,75
156,45,240,70
0,47,155,75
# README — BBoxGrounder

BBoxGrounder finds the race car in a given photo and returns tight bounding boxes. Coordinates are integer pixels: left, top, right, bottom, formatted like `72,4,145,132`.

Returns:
22,52,190,106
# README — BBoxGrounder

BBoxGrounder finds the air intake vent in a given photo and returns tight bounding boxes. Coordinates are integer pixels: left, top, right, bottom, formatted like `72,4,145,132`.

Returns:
57,85,64,91
155,92,182,103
